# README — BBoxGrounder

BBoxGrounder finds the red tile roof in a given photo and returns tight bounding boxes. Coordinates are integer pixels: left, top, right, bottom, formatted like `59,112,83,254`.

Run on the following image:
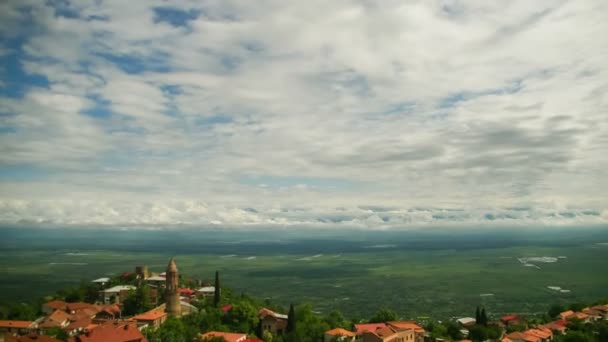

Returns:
5,334,62,342
242,339,263,342
525,328,552,340
354,323,387,335
66,303,98,312
0,320,34,329
258,308,287,320
40,310,71,328
132,310,167,321
200,331,247,342
387,321,426,333
66,317,93,331
75,321,146,342
325,328,356,337
178,288,196,296
559,311,574,319
501,314,520,322
44,300,68,311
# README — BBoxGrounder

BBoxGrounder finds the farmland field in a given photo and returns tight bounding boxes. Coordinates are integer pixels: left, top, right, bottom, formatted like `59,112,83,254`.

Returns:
1,225,608,319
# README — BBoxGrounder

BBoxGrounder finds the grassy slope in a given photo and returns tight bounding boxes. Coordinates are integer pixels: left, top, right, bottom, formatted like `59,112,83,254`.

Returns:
1,226,607,319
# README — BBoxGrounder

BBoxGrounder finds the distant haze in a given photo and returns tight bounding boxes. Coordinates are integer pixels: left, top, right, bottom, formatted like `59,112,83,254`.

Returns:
0,1,607,227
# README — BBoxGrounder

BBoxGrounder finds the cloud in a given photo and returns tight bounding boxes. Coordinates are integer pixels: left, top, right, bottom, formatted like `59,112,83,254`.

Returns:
0,0,607,227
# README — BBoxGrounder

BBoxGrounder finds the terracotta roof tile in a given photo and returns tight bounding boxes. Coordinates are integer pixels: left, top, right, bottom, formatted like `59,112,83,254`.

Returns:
0,320,34,329
200,331,246,342
76,321,146,342
355,323,387,335
44,300,68,311
5,334,62,342
132,310,167,321
325,328,356,337
387,321,426,333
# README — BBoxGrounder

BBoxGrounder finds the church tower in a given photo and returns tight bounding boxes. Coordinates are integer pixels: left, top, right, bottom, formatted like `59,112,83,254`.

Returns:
165,257,181,316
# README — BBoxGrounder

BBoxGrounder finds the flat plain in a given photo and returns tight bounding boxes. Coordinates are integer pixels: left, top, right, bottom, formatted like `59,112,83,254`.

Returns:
1,226,607,319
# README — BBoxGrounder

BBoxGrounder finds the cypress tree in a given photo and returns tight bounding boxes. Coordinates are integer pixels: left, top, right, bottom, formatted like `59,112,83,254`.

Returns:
480,308,487,326
287,303,296,333
214,270,220,307
475,306,481,324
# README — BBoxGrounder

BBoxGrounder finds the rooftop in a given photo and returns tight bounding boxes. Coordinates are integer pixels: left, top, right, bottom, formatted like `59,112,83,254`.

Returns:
325,328,356,337
0,320,34,329
76,321,146,342
354,323,387,335
92,277,110,283
103,285,136,293
132,310,167,321
200,331,247,342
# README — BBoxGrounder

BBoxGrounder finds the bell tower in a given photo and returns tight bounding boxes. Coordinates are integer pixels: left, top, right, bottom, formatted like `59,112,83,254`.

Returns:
165,257,181,316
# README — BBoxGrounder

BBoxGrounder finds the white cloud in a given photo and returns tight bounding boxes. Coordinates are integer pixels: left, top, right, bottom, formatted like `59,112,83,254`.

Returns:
0,0,607,227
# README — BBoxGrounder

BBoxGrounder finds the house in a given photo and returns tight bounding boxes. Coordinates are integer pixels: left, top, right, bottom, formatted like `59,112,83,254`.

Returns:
42,300,68,314
65,317,97,337
145,276,166,287
355,323,387,336
101,285,136,304
539,321,567,335
196,286,216,297
66,303,98,315
178,288,196,298
571,312,590,323
324,328,356,342
524,328,552,342
91,278,109,287
200,331,247,342
361,325,415,342
0,320,35,334
68,321,147,342
582,307,604,321
259,308,288,336
456,318,476,327
39,310,71,330
558,311,574,320
94,305,121,321
4,333,62,342
506,332,539,342
387,321,426,342
501,314,526,327
132,310,167,330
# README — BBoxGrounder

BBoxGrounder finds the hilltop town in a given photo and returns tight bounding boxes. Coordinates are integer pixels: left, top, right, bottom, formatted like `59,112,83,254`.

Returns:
1,258,607,342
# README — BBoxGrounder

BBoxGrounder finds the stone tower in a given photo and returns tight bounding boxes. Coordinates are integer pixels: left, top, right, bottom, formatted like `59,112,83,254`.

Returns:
165,257,181,316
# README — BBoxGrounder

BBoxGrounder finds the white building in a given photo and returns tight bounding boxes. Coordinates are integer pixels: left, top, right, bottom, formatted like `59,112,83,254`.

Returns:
196,286,215,297
102,285,136,304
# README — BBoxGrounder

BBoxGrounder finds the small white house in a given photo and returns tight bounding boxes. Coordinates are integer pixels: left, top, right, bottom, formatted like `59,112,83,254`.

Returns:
92,277,110,286
102,285,136,304
196,286,215,297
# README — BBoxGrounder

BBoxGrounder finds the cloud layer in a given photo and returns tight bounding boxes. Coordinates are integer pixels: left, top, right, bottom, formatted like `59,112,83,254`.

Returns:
1,0,607,227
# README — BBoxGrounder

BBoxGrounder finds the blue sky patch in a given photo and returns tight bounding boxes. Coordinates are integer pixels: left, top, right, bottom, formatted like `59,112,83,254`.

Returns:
153,7,201,27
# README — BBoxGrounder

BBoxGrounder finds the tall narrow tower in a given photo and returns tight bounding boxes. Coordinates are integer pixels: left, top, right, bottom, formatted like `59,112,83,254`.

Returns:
165,257,181,316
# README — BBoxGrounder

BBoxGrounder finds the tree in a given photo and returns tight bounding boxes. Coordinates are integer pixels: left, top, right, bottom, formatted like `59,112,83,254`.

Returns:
549,304,566,319
469,325,488,342
214,270,221,308
446,322,463,340
224,301,259,334
287,303,296,333
369,308,398,323
476,306,481,324
480,307,488,326
123,285,152,316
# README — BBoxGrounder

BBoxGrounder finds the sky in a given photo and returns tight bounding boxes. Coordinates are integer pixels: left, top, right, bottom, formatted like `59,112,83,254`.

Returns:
0,0,607,228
